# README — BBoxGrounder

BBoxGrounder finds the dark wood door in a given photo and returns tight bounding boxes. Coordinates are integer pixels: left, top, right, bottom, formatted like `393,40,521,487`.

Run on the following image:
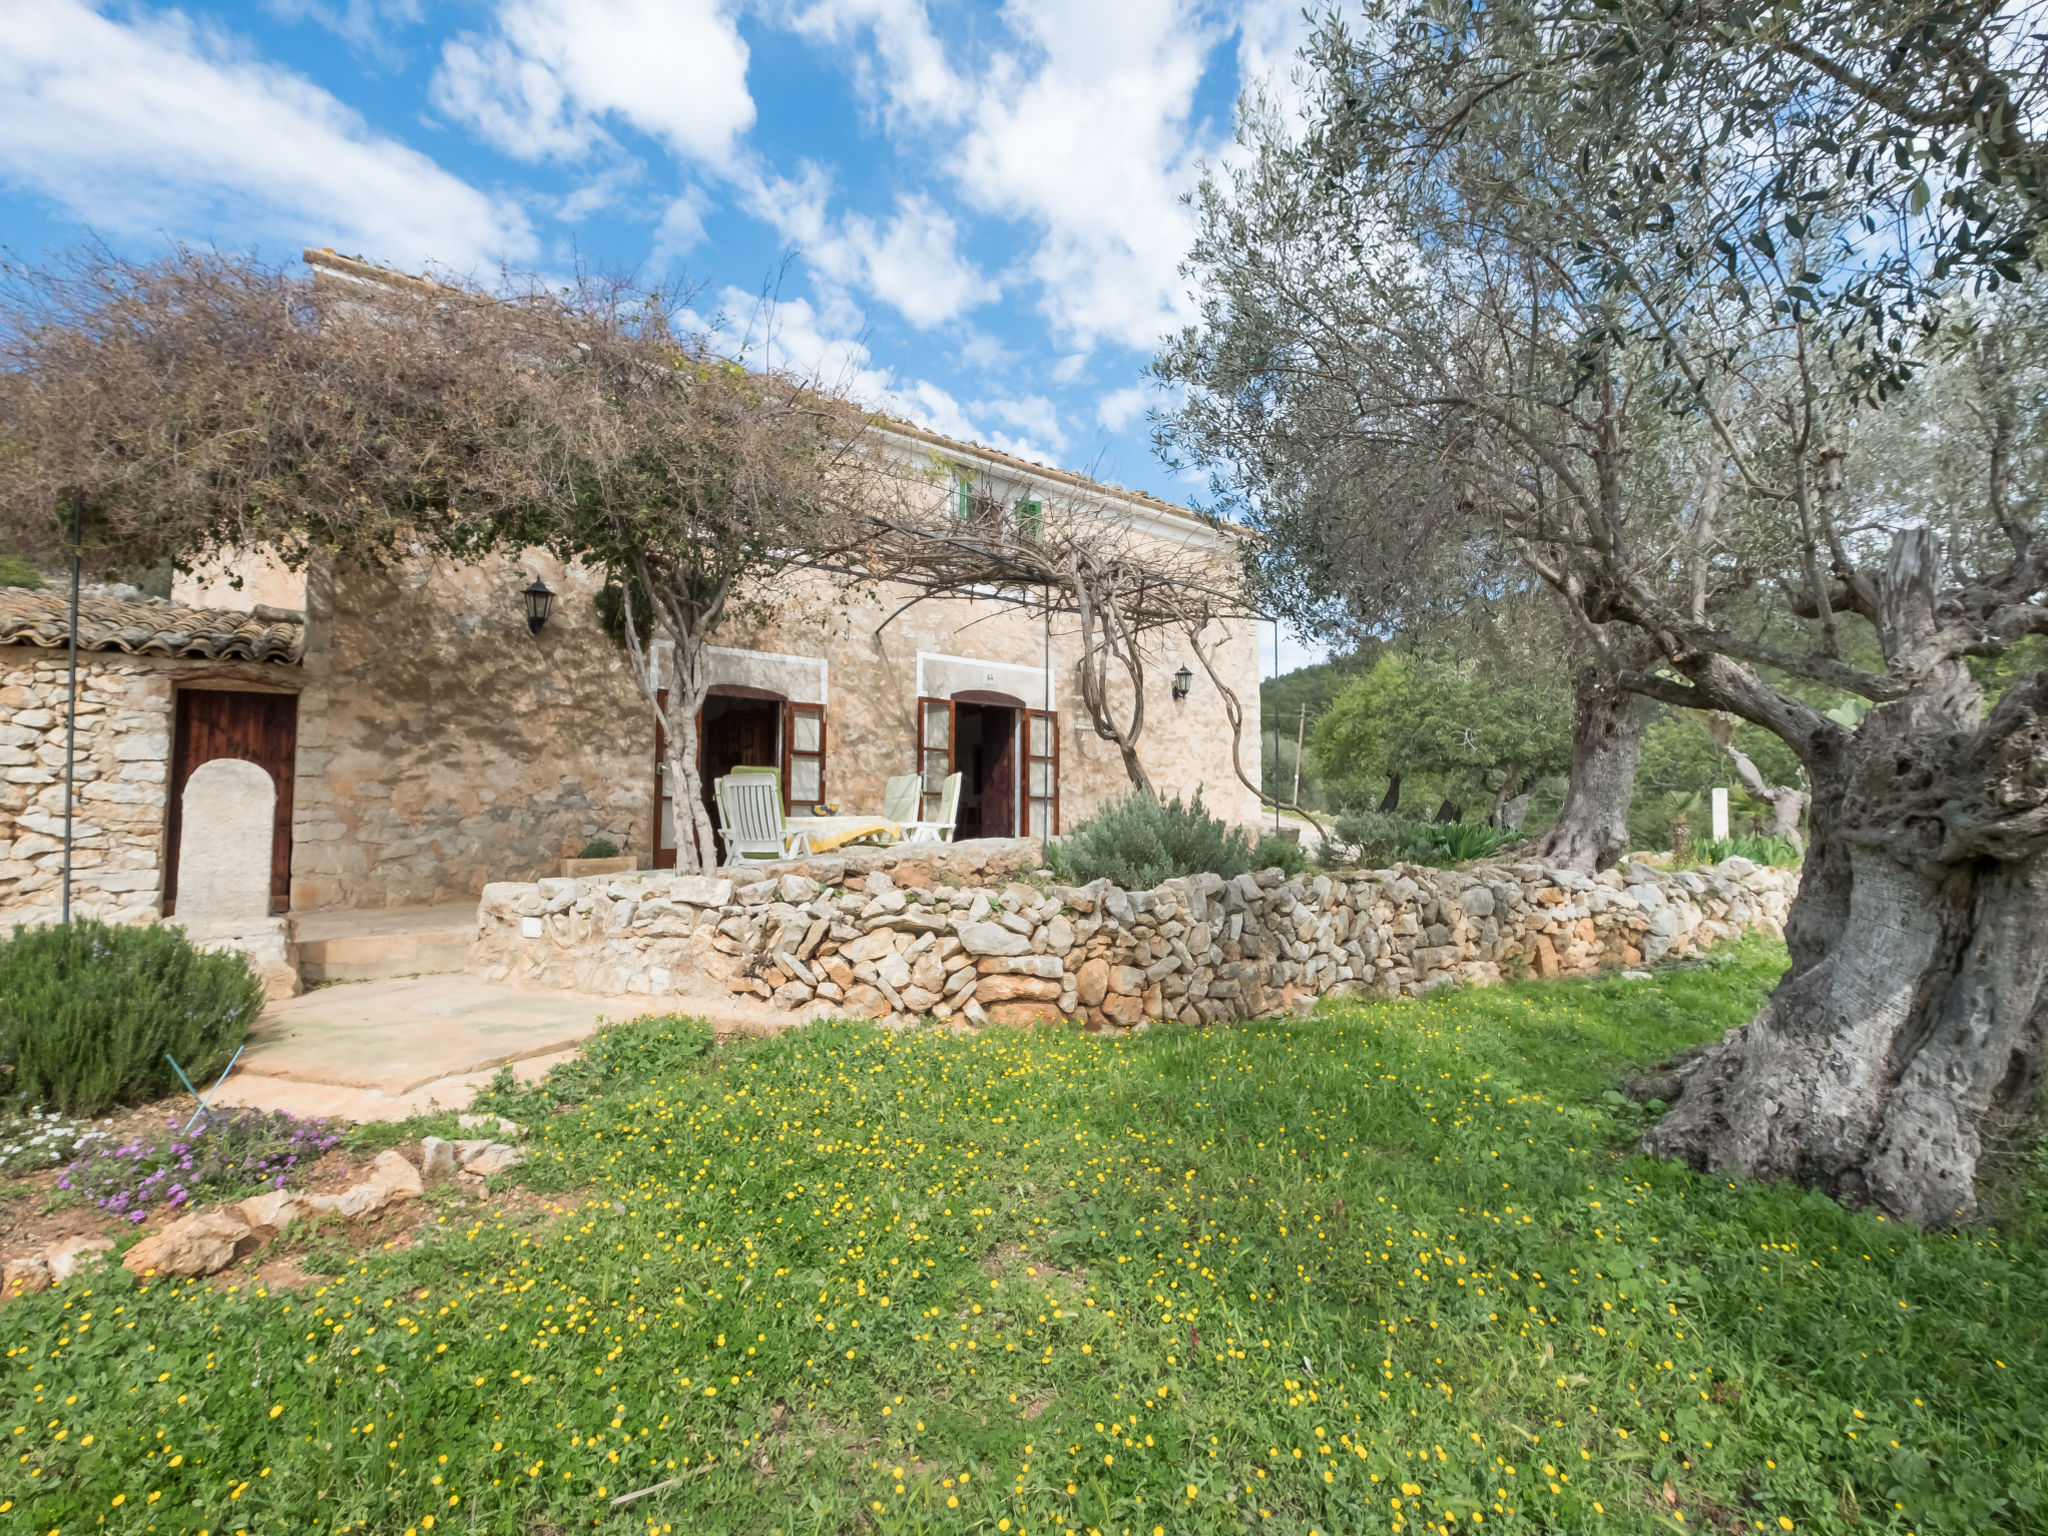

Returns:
164,688,298,915
980,706,1018,838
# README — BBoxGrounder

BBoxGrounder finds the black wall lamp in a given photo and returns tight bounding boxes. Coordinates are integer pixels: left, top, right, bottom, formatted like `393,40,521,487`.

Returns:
523,578,555,635
1172,663,1194,702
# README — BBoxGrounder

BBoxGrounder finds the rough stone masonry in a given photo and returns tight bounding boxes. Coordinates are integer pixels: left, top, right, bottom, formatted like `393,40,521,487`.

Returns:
472,838,1797,1029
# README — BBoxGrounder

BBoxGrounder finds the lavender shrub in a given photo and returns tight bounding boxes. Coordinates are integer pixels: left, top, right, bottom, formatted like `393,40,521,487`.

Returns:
59,1108,342,1223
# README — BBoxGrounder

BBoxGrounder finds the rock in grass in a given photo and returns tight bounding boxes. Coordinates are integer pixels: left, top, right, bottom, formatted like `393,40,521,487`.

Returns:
123,1210,261,1278
4,1255,53,1297
420,1136,459,1180
462,1143,527,1177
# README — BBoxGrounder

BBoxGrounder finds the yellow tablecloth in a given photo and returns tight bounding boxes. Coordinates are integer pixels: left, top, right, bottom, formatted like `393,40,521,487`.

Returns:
793,816,901,853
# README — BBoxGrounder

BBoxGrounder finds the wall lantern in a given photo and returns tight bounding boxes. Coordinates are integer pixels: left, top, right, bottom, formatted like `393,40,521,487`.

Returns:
1172,663,1194,702
523,578,555,635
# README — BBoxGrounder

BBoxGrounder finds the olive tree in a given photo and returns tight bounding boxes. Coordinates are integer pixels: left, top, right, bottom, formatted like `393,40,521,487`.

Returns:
1174,1,2048,1226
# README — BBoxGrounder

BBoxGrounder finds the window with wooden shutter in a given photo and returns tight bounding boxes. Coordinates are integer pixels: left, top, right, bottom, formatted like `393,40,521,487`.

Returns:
785,702,825,810
918,696,954,819
1014,497,1043,539
1026,709,1059,838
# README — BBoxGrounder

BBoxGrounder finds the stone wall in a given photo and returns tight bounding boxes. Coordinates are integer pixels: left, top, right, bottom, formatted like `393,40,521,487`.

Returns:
0,651,307,932
288,551,656,911
472,846,1797,1026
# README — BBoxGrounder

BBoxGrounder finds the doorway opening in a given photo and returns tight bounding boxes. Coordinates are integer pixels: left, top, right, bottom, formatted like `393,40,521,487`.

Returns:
953,697,1019,839
698,688,783,844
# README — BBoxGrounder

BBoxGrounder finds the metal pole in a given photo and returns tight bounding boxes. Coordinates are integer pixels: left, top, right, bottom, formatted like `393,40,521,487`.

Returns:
60,492,81,925
1271,617,1281,833
1292,702,1306,807
1042,587,1052,867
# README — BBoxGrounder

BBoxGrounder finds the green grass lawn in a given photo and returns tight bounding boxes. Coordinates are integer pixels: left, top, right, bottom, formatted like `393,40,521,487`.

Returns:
6,936,2044,1536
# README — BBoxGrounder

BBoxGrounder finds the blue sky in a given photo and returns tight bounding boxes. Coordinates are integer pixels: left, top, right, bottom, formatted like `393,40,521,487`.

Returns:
0,0,1328,671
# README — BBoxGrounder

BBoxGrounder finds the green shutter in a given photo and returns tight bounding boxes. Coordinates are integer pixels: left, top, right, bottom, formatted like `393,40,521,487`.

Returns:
1016,498,1043,538
954,476,971,521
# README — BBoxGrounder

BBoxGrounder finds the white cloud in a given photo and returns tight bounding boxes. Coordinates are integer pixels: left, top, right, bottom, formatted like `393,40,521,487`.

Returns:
957,0,1217,352
744,171,996,329
0,1,532,269
432,0,754,168
831,195,997,328
976,394,1066,452
1097,385,1149,432
266,0,423,54
778,0,961,128
685,283,1012,451
820,0,1227,355
650,189,712,265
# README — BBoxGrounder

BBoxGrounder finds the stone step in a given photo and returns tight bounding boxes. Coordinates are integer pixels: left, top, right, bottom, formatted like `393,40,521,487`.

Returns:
292,903,477,983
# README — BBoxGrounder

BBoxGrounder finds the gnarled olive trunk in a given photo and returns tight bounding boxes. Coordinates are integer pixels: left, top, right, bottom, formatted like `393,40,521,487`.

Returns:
1531,664,1642,872
1644,537,2048,1227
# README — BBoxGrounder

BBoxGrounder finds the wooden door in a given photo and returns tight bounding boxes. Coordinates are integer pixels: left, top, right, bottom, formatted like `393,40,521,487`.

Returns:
164,688,298,915
981,706,1018,838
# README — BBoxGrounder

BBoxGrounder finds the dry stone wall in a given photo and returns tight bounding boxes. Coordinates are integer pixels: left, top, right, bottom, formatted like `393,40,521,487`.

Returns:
473,842,1797,1027
0,653,178,927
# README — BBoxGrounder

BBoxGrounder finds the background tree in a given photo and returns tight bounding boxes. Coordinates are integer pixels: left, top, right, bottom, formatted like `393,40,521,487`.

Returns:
1256,650,1376,810
1215,2,2048,1226
1153,91,1684,872
1308,646,1571,823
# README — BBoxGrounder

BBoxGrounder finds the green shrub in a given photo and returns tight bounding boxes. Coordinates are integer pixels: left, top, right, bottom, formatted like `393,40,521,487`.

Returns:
1326,809,1432,866
1413,820,1525,863
0,920,264,1115
1048,789,1305,888
1698,834,1802,867
577,838,621,859
1324,811,1521,867
0,554,44,590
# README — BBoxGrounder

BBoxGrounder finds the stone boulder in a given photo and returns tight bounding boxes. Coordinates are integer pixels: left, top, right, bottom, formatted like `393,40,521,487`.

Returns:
331,1149,423,1217
124,1210,263,1278
462,1143,527,1177
1074,957,1111,1007
420,1136,459,1180
4,1255,53,1297
985,1000,1064,1026
44,1235,114,1281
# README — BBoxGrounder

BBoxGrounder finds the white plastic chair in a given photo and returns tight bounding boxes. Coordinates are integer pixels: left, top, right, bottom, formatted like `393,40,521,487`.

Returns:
904,772,963,842
881,773,921,826
715,774,811,863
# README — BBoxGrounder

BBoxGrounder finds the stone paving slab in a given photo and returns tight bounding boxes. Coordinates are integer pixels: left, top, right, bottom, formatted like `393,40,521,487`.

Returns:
211,974,800,1123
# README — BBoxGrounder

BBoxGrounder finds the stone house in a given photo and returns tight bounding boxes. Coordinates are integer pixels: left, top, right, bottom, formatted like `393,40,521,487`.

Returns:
0,425,1262,939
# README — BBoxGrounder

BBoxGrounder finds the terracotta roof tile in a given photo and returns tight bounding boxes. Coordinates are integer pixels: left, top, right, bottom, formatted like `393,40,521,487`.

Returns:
0,588,304,664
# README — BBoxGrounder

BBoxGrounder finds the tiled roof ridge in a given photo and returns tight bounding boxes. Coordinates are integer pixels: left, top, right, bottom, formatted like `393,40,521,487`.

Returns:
0,588,304,665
